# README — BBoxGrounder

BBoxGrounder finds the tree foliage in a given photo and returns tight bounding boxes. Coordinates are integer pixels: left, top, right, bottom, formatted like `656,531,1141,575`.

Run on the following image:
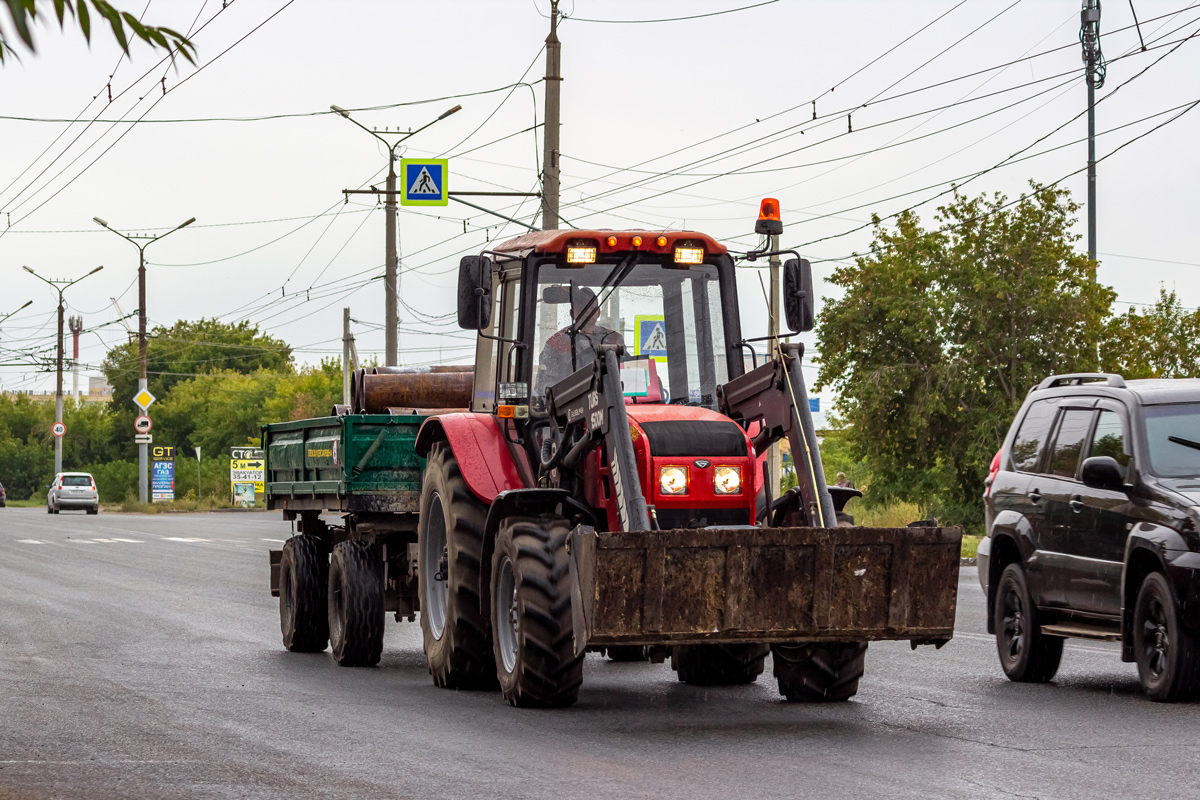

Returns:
1101,288,1200,379
816,184,1116,528
2,0,195,64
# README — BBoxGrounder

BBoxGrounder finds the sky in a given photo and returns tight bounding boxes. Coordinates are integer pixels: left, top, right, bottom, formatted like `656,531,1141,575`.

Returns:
2,0,1199,427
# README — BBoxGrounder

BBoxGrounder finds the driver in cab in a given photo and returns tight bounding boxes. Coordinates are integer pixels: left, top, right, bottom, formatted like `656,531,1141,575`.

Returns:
534,286,625,395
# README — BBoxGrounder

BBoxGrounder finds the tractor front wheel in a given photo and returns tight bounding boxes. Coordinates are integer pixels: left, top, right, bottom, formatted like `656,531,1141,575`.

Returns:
772,642,867,702
671,644,769,686
491,514,583,708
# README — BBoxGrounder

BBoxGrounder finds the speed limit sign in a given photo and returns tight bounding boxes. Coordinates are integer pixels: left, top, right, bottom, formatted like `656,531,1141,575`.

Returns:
134,415,153,434
52,422,65,437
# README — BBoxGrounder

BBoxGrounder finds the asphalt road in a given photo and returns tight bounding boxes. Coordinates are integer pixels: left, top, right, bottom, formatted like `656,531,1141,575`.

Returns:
1,508,1198,800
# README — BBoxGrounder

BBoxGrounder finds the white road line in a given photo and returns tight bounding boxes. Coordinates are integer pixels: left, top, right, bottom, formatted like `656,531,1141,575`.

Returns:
111,538,143,543
15,539,47,545
162,537,211,543
260,538,285,543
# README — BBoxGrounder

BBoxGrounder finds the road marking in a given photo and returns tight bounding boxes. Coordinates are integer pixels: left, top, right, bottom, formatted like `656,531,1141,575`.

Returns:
111,538,143,543
162,537,211,543
15,539,47,544
261,538,285,543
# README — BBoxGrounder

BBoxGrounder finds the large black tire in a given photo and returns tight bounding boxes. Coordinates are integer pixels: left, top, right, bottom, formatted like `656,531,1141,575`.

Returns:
772,642,868,702
1133,571,1200,702
87,506,99,515
671,644,769,686
418,442,495,689
328,540,384,667
491,515,583,707
279,534,329,653
993,562,1062,683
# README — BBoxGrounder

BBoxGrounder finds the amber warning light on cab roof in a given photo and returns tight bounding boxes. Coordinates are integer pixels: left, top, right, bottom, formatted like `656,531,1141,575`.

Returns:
755,197,783,236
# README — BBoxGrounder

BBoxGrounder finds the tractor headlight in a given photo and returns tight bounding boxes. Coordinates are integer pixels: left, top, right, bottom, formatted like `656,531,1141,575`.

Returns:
714,466,742,495
659,466,688,495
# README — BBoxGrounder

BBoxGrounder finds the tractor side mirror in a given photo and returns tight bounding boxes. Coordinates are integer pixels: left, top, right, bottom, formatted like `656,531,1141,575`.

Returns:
457,255,493,330
782,258,814,332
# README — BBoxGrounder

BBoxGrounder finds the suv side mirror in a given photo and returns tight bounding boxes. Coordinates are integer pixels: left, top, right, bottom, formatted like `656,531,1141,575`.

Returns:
457,256,492,330
1081,456,1127,492
782,258,814,332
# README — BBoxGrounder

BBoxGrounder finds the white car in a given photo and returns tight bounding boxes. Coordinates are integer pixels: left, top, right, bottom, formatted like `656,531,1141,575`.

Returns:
47,472,100,515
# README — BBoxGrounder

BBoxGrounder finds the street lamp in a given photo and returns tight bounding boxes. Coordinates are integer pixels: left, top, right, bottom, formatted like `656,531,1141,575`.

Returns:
0,300,33,328
330,103,462,366
94,215,194,502
22,265,104,477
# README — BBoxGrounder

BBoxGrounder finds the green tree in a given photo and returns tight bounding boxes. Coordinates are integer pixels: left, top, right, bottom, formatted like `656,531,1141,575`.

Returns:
2,0,194,64
102,318,292,459
816,184,1115,529
1101,288,1200,379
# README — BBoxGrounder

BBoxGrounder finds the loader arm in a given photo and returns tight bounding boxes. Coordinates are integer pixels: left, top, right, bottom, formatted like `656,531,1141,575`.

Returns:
544,343,651,532
717,342,837,528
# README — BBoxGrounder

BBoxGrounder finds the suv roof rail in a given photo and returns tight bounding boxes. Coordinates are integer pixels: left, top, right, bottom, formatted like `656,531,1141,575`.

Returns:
1035,372,1126,391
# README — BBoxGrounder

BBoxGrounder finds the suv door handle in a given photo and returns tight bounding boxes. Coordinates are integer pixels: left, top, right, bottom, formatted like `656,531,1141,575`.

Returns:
1069,496,1085,513
1029,489,1042,504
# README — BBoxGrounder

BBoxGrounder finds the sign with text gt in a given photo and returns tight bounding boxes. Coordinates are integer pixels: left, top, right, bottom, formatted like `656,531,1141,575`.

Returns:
400,158,448,206
151,445,175,503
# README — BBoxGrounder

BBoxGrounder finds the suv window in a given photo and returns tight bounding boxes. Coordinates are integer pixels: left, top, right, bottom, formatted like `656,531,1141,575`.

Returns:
1089,410,1129,467
1049,409,1094,478
1144,402,1200,477
61,475,92,487
1012,399,1057,472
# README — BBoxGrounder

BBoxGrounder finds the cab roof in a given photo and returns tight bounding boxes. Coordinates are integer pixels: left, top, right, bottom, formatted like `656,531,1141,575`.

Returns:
493,229,728,256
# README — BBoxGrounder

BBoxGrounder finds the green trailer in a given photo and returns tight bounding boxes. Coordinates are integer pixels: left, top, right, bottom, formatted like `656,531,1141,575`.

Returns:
264,413,430,666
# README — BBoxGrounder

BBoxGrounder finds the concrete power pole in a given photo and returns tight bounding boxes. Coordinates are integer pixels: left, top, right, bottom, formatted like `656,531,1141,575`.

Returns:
541,0,561,231
343,307,352,406
1080,0,1104,264
69,315,83,404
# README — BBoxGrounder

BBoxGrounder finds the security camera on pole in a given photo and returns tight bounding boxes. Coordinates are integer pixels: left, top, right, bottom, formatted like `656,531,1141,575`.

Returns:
94,215,194,502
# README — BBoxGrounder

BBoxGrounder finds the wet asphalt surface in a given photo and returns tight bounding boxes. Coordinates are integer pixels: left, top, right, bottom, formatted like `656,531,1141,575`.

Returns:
1,507,1198,800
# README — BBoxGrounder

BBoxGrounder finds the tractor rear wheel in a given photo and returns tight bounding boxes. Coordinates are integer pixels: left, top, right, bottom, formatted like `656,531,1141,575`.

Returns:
772,642,868,702
279,534,329,653
671,644,769,686
328,540,384,667
418,442,495,689
491,514,583,707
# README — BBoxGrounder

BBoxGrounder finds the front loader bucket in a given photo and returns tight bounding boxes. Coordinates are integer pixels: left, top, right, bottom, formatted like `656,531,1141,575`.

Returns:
567,525,961,654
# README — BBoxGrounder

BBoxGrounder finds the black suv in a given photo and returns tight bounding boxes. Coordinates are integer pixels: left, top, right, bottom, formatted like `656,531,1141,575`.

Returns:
978,373,1200,701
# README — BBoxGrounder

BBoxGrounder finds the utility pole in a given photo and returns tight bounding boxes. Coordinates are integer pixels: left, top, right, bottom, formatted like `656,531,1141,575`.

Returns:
343,307,352,406
195,446,202,501
333,104,462,366
95,216,194,502
1080,0,1105,265
541,0,562,231
69,315,83,403
22,266,104,477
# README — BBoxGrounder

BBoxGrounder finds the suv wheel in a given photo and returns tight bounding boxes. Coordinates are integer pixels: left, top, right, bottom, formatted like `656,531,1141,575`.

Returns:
994,563,1062,682
1133,572,1200,702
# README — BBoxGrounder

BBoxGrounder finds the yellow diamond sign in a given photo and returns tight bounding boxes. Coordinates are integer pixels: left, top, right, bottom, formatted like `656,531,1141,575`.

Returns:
133,389,156,410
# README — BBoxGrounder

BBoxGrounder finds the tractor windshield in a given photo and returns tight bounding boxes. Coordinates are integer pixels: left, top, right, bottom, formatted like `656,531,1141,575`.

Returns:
533,259,728,408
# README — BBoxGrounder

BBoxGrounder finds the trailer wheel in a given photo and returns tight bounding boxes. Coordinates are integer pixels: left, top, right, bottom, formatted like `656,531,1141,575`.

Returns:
772,642,868,702
418,442,495,689
491,514,583,708
279,534,329,653
328,540,384,667
671,644,769,686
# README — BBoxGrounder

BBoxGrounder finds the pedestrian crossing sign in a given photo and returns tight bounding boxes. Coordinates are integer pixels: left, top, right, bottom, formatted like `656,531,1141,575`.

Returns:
400,158,448,206
634,315,668,363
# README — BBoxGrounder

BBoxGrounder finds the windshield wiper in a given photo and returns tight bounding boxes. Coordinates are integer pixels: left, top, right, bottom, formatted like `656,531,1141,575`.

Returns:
1168,435,1200,452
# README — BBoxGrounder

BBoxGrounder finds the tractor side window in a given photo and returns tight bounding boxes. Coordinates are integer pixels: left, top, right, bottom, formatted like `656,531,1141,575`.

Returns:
1048,409,1095,479
1011,399,1056,473
1089,410,1130,467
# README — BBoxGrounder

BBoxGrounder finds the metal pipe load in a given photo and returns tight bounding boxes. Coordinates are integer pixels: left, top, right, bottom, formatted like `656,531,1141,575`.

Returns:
351,367,473,414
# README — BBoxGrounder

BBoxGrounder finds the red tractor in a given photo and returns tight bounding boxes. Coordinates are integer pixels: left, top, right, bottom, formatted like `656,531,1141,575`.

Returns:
268,211,961,708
